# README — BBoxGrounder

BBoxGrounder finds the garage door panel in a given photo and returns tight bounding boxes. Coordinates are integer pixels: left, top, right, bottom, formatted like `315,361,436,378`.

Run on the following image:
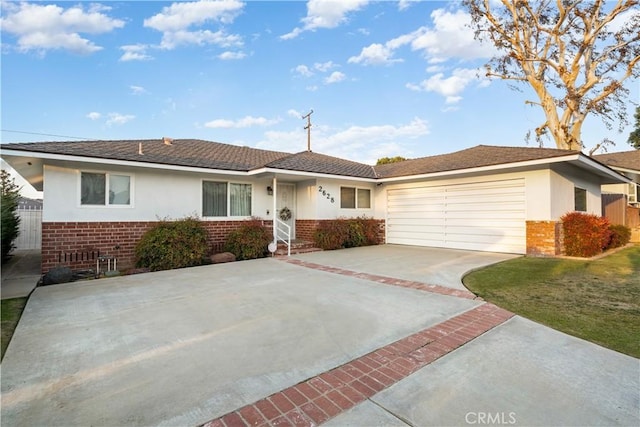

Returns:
446,224,526,238
388,205,446,214
443,211,524,220
444,218,524,228
387,218,445,227
388,226,444,236
387,179,525,254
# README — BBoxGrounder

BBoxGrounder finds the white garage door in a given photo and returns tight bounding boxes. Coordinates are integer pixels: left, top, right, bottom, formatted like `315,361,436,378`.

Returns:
387,179,526,254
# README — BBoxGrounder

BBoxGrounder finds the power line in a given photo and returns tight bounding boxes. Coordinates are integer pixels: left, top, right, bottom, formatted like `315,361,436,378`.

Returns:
1,129,98,141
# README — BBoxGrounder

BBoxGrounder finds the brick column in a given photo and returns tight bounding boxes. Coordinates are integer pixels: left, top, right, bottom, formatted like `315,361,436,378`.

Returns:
526,221,563,256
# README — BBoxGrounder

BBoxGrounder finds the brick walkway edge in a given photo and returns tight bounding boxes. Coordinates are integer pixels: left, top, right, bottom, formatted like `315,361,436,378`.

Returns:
201,303,514,427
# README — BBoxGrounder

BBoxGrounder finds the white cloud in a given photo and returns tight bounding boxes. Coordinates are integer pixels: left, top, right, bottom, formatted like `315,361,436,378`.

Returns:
281,0,369,40
204,115,281,129
426,65,444,73
130,85,146,95
306,85,319,92
348,42,403,66
256,117,430,164
143,0,244,50
0,2,124,55
398,0,419,11
314,61,336,72
410,9,496,61
349,8,494,68
144,0,244,31
324,71,346,84
293,64,314,77
86,112,101,120
157,29,242,50
218,51,246,60
287,109,303,118
119,44,153,62
406,68,488,103
106,113,135,126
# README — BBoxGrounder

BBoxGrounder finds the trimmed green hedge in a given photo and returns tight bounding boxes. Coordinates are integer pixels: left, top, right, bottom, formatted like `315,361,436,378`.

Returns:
313,217,381,250
135,217,209,271
224,220,271,260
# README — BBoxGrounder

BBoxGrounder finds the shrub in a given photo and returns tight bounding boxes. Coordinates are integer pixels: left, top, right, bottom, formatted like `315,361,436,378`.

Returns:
135,217,209,271
561,212,612,257
607,224,631,249
313,217,381,250
224,220,271,260
313,220,349,250
1,170,21,263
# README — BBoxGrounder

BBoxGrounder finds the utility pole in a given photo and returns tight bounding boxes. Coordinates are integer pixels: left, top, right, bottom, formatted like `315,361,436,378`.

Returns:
302,109,313,152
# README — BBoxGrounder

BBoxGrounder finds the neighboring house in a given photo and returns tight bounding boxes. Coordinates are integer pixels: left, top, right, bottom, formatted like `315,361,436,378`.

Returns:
0,139,629,273
593,151,640,206
593,150,640,237
18,196,43,210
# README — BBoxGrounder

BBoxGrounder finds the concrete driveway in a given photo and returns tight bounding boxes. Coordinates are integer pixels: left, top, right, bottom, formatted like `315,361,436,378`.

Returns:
1,245,638,426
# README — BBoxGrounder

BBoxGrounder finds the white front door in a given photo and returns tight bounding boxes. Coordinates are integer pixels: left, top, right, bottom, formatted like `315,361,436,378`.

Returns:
277,183,296,239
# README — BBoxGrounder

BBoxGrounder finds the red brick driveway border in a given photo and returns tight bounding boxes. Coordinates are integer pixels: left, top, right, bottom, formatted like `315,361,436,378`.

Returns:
279,258,479,300
201,256,513,426
201,302,514,427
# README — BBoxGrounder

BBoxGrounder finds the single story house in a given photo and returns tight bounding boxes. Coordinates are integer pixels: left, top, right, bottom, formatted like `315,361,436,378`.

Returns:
0,139,630,273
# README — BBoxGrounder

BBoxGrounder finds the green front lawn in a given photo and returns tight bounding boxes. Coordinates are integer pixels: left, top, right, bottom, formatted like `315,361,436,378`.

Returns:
1,297,28,360
464,245,640,358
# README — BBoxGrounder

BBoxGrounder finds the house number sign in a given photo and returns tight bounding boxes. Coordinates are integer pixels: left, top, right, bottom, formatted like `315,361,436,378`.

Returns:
317,185,335,203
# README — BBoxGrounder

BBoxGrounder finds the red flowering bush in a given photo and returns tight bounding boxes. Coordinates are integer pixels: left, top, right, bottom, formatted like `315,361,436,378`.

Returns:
561,212,612,257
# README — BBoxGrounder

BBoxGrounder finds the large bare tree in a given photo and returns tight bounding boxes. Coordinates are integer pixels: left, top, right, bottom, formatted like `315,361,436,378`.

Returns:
463,0,640,153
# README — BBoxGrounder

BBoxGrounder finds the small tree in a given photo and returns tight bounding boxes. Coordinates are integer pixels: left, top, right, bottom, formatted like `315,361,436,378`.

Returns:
376,156,407,165
628,105,640,149
464,0,640,153
1,170,21,263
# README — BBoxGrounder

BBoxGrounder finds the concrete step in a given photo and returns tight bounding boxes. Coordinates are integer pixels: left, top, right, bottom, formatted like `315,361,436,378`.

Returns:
274,240,322,256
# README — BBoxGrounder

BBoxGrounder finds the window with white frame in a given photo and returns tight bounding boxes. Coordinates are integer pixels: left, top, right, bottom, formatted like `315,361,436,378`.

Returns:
574,187,587,212
203,181,252,217
340,186,371,209
81,172,131,206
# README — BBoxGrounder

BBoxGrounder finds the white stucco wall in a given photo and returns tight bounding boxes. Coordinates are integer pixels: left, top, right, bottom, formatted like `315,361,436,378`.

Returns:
295,180,317,219
549,165,602,218
43,163,274,222
313,178,376,219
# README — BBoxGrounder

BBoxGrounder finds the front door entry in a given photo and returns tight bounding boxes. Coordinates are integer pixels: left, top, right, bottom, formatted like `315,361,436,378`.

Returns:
276,183,295,239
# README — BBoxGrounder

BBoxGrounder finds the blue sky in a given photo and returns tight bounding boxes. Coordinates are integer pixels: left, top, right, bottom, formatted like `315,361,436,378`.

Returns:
1,0,638,172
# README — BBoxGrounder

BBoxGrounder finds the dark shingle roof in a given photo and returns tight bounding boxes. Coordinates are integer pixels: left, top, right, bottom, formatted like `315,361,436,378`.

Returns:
1,139,291,171
2,140,592,179
593,150,640,171
373,145,580,178
266,151,377,178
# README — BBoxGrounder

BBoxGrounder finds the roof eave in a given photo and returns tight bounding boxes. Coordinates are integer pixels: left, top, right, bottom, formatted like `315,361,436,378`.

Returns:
253,167,378,182
378,153,630,184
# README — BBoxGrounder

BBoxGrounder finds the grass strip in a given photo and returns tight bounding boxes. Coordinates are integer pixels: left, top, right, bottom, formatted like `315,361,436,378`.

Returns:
464,245,640,358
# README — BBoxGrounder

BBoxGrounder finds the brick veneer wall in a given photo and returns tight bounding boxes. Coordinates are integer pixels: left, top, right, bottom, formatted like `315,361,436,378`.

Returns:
526,221,563,256
41,220,273,274
296,219,386,244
